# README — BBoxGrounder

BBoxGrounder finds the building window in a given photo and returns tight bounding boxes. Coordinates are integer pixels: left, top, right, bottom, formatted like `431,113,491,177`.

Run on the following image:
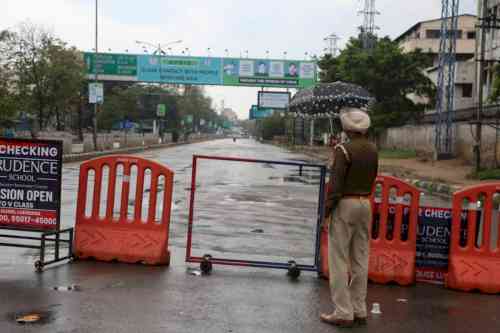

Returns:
426,30,441,39
462,84,473,98
425,29,463,39
467,31,476,39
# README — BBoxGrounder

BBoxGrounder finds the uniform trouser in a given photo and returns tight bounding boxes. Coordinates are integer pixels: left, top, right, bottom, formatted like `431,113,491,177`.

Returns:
328,197,372,320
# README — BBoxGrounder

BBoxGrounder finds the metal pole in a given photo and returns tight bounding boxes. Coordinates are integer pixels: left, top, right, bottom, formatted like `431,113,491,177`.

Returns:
92,0,99,151
309,118,314,146
476,0,487,172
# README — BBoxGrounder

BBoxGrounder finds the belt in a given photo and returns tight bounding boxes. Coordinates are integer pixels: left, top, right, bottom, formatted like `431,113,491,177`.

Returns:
343,194,371,199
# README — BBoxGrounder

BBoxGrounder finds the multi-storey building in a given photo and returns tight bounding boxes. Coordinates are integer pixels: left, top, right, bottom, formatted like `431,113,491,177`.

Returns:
395,14,477,109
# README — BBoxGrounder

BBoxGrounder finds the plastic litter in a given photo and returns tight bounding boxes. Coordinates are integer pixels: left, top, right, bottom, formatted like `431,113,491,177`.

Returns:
53,285,81,292
371,303,382,315
16,314,41,324
397,298,408,303
187,268,202,276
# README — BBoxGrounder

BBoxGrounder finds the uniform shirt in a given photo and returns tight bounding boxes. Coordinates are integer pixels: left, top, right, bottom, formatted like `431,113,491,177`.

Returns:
325,135,379,216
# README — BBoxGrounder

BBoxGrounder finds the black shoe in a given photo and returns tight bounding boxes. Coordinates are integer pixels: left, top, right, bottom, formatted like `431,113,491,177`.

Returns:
354,317,367,326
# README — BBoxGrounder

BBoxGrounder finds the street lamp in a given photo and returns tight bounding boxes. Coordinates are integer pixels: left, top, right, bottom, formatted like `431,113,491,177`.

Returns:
135,39,183,55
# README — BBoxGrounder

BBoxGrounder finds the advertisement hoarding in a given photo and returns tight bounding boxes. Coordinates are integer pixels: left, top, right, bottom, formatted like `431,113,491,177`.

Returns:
0,138,62,231
223,58,316,88
258,91,291,109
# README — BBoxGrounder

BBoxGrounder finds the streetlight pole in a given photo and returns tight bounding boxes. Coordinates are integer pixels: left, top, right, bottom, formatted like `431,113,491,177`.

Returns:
135,40,183,55
92,0,99,151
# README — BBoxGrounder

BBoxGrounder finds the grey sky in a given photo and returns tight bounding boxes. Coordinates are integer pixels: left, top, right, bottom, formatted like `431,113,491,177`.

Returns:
3,0,477,119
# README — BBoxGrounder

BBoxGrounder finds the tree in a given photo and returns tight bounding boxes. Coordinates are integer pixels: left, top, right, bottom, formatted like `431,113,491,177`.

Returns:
318,36,435,133
261,113,286,140
0,23,85,134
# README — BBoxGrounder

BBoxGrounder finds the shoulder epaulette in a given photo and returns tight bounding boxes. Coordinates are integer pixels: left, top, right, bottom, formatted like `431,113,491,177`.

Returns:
334,144,351,163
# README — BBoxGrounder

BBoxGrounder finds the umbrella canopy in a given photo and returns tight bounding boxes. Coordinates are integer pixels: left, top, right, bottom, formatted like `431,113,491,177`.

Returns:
289,81,373,118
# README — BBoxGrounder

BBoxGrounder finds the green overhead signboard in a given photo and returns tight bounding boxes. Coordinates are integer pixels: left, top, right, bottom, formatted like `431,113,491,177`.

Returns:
84,52,137,79
83,52,316,88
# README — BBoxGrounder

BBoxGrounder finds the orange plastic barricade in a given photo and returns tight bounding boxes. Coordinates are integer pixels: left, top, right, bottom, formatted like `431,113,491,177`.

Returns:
369,176,419,285
74,155,174,265
319,219,330,279
446,183,500,294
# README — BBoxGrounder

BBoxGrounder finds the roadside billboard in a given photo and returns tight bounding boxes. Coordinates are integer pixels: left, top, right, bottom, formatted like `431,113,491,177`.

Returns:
84,52,317,88
258,91,291,109
0,138,62,231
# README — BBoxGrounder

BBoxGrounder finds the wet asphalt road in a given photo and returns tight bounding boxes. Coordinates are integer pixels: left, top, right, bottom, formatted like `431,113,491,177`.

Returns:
1,138,499,333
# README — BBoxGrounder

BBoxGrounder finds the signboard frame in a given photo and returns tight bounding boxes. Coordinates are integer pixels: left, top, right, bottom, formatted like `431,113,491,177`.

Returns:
0,137,63,232
0,137,72,272
258,91,291,110
84,52,317,89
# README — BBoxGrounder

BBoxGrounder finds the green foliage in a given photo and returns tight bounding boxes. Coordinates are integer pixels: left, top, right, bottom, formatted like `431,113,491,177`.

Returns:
261,113,286,140
98,84,221,133
470,168,500,180
379,149,417,159
318,35,435,133
0,23,85,132
489,65,500,103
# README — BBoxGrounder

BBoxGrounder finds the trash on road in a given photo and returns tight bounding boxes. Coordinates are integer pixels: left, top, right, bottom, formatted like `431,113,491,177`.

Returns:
53,285,81,292
16,313,42,324
371,302,382,315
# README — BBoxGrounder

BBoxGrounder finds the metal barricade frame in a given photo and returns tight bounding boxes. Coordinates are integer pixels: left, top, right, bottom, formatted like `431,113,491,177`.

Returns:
185,155,327,274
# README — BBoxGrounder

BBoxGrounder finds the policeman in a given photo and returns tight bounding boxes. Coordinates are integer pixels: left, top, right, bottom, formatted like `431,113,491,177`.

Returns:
320,108,378,328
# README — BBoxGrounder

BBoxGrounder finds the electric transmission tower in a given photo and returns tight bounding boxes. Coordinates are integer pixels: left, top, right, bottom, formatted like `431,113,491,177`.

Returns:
323,33,341,56
359,0,379,49
435,0,459,158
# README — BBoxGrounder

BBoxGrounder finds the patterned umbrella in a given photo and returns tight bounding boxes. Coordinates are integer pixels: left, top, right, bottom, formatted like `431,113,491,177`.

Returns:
289,81,373,118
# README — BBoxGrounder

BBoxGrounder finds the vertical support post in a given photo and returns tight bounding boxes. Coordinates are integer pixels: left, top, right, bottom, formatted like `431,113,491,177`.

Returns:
55,232,60,260
315,166,327,272
310,119,315,146
185,155,198,261
92,0,99,151
40,234,46,266
476,0,487,172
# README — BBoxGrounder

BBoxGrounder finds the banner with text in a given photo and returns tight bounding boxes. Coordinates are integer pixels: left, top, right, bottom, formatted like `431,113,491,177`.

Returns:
223,58,316,88
0,138,62,230
138,55,222,85
374,204,466,285
83,52,317,88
